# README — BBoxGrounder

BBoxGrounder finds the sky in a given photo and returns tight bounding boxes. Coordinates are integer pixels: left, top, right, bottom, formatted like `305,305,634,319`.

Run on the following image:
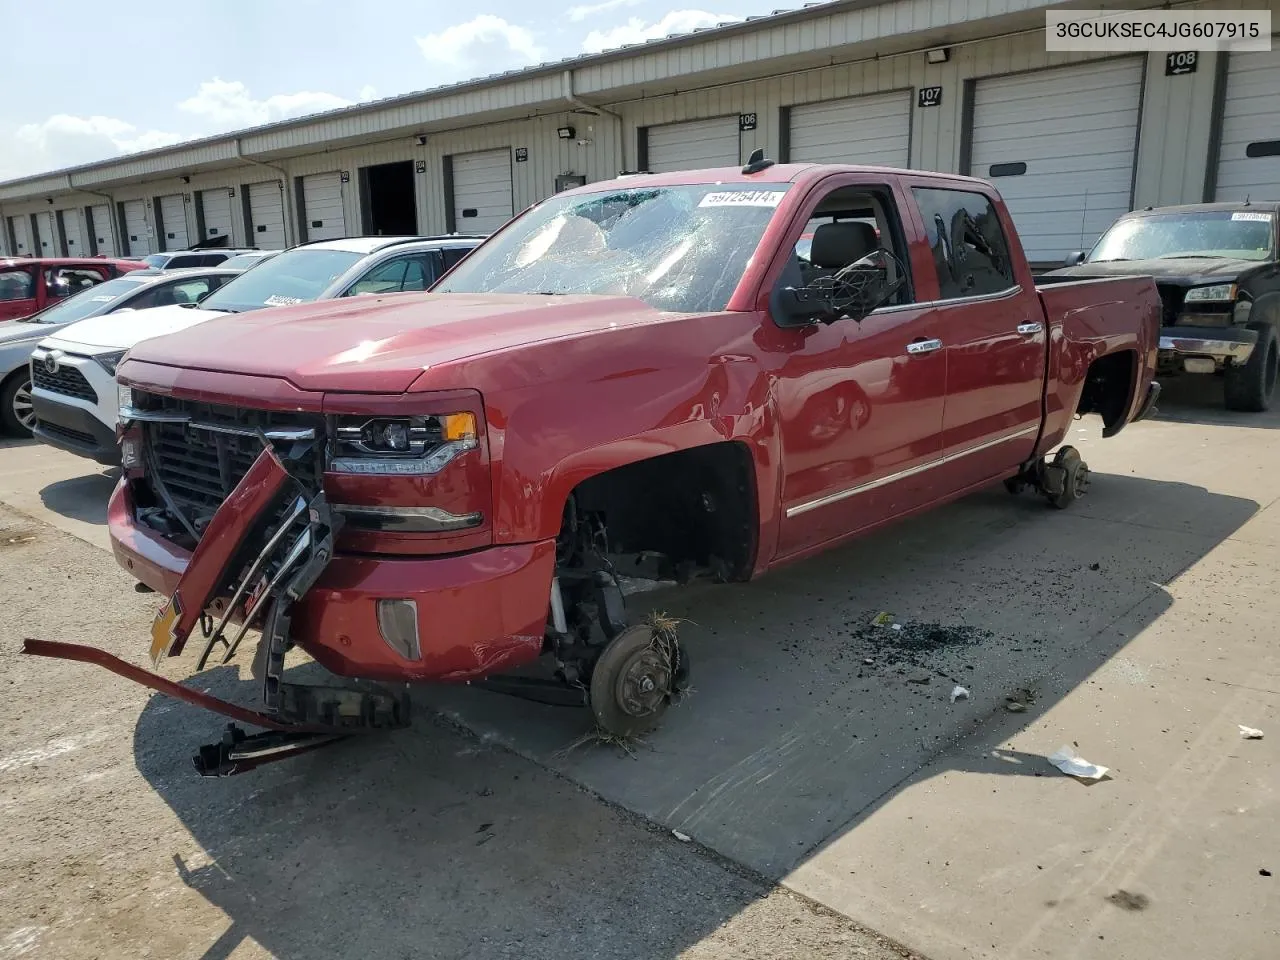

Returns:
0,0,799,183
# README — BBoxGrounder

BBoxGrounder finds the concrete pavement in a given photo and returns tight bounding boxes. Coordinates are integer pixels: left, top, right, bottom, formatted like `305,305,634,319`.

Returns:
0,374,1277,959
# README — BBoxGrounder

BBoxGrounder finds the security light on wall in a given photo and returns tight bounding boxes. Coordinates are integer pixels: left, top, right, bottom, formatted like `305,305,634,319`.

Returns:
926,47,950,64
557,126,576,139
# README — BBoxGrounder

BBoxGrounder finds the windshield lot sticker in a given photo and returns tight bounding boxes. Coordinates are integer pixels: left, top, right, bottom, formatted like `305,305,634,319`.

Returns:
89,295,116,302
264,294,304,306
1232,212,1271,222
699,190,786,208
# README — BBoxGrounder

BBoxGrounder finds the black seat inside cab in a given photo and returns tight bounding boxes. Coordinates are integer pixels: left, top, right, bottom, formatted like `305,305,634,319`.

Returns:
804,221,878,282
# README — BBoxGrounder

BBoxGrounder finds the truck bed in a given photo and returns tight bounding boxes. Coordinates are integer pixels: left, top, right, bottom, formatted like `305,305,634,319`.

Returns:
1035,274,1161,446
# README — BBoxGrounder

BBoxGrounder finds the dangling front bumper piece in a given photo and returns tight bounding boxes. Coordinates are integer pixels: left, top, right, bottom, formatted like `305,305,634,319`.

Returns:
23,440,410,777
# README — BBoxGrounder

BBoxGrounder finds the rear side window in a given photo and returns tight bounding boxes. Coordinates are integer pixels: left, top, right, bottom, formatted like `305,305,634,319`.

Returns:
45,267,107,299
0,268,35,301
912,188,1015,300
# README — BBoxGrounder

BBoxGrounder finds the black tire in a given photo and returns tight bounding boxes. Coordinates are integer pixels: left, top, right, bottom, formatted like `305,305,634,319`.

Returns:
0,372,34,436
589,623,676,739
1224,323,1278,413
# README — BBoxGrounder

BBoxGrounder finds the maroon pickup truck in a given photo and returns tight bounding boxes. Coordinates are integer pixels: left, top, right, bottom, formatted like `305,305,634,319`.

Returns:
0,256,146,323
28,158,1161,774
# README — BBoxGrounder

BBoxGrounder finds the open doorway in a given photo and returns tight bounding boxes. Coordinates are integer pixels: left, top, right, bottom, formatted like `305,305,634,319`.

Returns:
359,161,418,236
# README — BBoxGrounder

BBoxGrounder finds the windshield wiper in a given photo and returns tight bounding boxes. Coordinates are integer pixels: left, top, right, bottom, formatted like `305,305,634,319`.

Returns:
1156,254,1228,260
1090,258,1132,263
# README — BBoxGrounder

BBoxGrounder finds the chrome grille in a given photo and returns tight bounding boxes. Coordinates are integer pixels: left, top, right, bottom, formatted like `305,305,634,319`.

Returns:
32,363,98,403
137,394,322,532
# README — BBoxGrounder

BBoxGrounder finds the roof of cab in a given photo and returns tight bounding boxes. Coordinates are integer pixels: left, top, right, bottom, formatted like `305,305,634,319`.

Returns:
555,162,994,198
1125,201,1280,217
0,256,142,268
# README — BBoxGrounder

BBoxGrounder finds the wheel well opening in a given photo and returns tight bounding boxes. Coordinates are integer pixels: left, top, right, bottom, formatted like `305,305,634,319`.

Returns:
1076,351,1134,435
563,441,757,583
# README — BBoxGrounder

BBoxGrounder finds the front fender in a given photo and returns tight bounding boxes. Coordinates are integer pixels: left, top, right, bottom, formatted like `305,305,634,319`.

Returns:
491,354,779,570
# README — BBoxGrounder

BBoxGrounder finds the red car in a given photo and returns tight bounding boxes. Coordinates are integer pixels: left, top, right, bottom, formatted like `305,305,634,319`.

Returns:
0,257,147,323
30,159,1162,774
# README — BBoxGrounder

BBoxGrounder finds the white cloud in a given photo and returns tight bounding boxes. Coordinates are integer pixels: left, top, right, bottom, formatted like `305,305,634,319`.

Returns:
178,78,353,128
358,84,379,102
567,0,640,21
582,9,742,52
415,15,544,78
4,114,184,179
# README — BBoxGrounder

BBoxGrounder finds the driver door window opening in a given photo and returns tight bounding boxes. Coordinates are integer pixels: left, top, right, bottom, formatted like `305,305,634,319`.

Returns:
794,186,914,307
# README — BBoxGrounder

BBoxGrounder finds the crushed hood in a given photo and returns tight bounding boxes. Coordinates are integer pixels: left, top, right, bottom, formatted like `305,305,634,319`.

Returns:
125,292,670,393
1043,257,1260,286
52,304,228,350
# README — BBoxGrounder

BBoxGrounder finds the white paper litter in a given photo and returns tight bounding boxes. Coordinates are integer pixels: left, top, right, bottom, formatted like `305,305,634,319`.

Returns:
950,685,970,703
1048,745,1110,781
890,623,903,632
672,830,692,842
1239,725,1265,740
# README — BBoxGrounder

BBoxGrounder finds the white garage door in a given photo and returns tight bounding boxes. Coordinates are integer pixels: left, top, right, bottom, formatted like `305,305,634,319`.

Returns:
789,91,912,166
302,172,346,241
122,200,152,256
34,212,56,254
452,150,513,234
88,204,116,257
970,58,1143,264
7,216,31,256
647,117,741,172
1214,49,1280,201
158,194,189,250
59,209,84,254
199,190,235,245
248,182,286,248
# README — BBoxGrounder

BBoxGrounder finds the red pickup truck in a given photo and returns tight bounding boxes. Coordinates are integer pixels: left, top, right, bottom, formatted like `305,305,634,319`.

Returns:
0,256,146,323
28,159,1161,774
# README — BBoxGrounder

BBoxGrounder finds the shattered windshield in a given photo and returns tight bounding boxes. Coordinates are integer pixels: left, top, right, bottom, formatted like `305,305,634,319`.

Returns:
1088,210,1275,262
435,183,792,312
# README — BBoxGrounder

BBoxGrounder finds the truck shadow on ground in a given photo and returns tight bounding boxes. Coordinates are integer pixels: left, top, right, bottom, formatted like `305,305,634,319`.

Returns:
130,471,1256,960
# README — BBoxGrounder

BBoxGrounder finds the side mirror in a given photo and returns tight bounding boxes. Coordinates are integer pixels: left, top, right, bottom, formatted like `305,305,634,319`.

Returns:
776,249,905,327
1063,251,1086,267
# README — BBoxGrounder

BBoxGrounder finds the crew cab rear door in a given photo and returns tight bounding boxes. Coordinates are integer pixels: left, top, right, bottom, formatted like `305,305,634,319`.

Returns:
770,173,948,559
903,181,1047,489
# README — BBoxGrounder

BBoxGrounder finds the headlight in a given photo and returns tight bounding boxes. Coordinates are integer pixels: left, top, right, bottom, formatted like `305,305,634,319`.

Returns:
330,413,478,475
95,350,127,375
1184,284,1237,303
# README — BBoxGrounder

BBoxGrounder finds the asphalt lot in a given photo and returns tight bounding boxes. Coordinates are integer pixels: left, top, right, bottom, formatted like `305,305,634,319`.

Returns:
1,374,1277,959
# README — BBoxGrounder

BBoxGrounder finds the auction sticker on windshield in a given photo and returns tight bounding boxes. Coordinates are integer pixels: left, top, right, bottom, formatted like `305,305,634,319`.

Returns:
1232,212,1271,222
699,190,786,208
264,294,304,306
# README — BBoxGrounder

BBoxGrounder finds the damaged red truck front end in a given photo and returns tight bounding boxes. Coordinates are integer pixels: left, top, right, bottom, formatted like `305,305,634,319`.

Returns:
27,160,1161,776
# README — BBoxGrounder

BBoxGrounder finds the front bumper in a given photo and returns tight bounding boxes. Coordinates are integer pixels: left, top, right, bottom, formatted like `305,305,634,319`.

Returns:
1158,325,1256,365
31,393,121,465
108,479,556,683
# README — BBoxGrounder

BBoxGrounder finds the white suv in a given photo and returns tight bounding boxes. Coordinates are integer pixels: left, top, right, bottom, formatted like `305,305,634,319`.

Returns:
29,235,483,464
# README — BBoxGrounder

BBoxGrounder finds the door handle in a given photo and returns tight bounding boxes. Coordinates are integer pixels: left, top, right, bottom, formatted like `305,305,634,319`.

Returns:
906,338,943,355
1016,322,1043,336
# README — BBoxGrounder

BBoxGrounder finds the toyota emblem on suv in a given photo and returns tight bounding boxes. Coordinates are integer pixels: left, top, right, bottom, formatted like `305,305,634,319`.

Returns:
43,351,61,375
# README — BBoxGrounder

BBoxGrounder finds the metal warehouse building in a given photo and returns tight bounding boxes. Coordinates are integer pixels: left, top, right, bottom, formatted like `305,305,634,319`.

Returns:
3,0,1279,269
